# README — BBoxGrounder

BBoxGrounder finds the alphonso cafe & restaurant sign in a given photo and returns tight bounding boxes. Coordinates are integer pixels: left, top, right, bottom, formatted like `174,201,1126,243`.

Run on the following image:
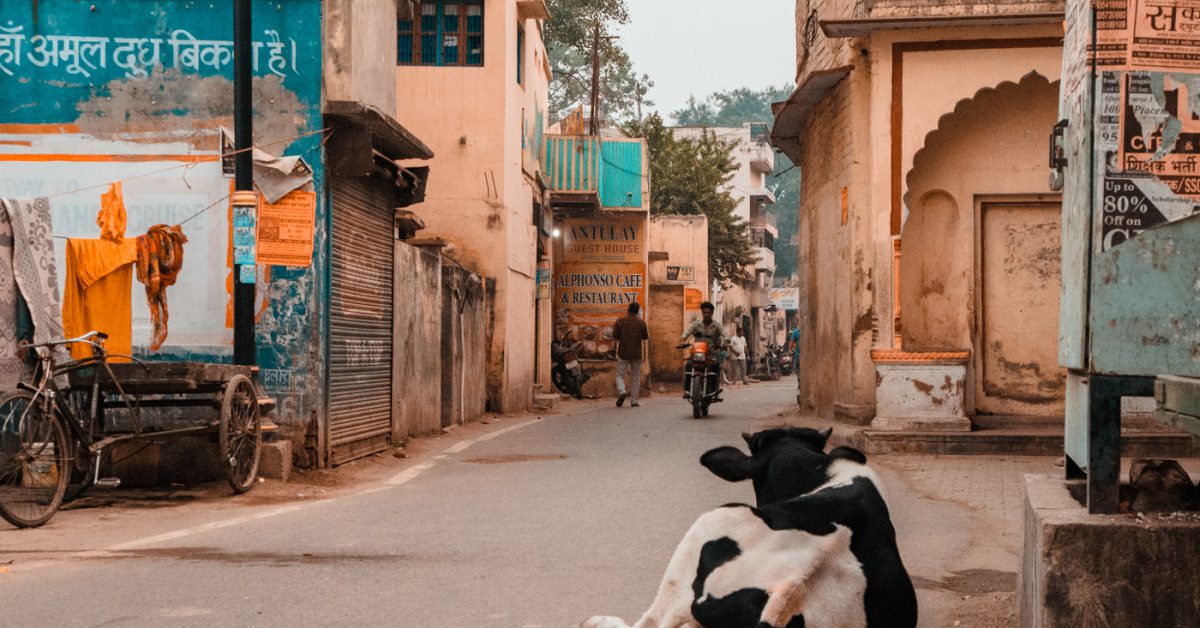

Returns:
555,216,647,359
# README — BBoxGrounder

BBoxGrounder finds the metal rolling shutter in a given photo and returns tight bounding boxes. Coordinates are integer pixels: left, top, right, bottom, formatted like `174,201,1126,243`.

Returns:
329,176,394,464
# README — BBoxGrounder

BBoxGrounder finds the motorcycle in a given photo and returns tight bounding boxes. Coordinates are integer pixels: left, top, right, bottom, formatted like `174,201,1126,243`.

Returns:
679,341,721,418
778,347,794,376
758,345,782,381
551,339,590,399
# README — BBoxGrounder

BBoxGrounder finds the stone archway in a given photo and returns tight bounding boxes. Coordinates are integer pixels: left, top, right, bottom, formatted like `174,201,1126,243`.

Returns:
898,72,1064,417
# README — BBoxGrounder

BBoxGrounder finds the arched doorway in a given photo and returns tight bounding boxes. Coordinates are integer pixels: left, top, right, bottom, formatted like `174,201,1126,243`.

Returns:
900,73,1064,418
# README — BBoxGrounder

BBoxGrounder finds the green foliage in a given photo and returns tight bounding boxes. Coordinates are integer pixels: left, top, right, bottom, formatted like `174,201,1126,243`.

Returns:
543,0,652,122
670,85,800,280
624,114,757,286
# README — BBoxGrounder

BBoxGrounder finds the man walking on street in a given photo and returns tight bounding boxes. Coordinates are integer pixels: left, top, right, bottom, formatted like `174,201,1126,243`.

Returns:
613,301,649,407
728,328,749,385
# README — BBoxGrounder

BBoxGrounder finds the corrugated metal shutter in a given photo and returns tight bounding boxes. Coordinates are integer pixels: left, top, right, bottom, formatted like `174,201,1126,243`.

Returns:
329,176,394,464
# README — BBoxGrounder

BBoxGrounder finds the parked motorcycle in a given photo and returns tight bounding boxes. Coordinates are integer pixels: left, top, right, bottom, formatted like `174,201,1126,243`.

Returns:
551,339,589,399
679,341,721,418
758,345,782,381
778,347,794,376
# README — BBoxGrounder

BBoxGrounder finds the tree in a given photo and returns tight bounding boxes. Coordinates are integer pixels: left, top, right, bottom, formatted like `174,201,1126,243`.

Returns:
544,0,652,123
624,114,757,286
670,85,800,280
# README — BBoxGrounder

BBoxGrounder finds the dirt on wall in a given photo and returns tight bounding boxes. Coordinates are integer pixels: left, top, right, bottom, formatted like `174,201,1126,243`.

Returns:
76,68,308,148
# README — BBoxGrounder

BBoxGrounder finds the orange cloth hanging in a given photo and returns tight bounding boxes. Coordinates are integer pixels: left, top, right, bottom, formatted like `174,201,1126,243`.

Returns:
97,182,128,242
62,238,138,361
136,224,187,351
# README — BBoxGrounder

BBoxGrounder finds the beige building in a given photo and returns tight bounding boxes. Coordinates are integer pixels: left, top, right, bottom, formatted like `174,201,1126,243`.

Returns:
396,0,553,412
647,215,710,383
772,1,1065,428
671,124,780,363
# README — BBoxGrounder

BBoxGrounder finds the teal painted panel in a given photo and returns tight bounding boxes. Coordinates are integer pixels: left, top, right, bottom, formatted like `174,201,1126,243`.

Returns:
544,136,601,193
1064,371,1090,469
1089,215,1200,376
600,140,643,208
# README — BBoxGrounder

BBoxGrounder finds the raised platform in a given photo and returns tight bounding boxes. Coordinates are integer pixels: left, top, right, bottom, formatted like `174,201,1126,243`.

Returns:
1021,475,1200,627
853,417,1198,456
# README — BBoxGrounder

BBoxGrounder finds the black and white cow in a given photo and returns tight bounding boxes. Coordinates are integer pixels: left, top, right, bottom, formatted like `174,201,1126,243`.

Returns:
581,428,917,628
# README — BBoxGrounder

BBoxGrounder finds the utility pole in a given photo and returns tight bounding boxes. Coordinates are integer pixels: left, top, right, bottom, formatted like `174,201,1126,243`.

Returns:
232,0,256,365
589,18,600,136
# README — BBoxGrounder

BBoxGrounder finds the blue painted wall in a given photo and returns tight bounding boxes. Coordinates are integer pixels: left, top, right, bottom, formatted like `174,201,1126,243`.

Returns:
0,0,326,427
600,140,643,208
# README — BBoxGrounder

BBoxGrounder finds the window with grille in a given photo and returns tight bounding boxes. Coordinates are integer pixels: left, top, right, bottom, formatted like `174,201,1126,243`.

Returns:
749,123,769,142
517,26,525,85
398,1,484,67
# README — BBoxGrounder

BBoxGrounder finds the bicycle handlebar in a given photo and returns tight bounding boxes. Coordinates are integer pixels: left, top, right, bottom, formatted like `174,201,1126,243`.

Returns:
24,330,109,351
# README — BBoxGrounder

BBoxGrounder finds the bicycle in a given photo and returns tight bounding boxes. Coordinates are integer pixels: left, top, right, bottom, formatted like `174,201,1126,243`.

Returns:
0,331,263,528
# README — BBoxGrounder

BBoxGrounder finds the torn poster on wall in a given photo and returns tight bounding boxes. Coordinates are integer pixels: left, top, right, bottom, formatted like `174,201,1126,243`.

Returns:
1094,1,1200,250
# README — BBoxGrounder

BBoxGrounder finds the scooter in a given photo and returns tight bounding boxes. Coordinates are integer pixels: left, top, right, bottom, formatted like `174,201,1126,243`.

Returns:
551,339,589,399
679,341,721,418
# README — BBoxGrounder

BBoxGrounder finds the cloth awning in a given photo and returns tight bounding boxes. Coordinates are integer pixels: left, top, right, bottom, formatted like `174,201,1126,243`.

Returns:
770,66,853,163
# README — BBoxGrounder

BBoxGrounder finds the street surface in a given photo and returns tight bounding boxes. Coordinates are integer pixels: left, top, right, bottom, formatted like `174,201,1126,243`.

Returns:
0,383,1053,627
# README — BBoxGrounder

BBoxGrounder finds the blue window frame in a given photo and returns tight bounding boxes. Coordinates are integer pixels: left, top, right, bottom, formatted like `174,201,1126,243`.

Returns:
398,1,484,67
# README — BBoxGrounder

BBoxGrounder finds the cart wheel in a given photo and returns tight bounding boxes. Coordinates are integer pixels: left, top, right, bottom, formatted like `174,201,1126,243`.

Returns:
220,374,261,494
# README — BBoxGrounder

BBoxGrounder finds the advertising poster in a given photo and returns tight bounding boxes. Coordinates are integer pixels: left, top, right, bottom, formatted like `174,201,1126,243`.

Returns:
554,262,646,360
257,190,316,267
665,265,695,283
561,216,646,264
1093,1,1200,251
768,288,801,311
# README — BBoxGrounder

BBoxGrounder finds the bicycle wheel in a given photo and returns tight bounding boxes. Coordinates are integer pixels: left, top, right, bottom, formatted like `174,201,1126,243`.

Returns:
220,374,262,494
0,391,70,528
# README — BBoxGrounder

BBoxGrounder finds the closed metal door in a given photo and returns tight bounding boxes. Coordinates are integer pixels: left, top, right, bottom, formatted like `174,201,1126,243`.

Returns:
329,177,394,464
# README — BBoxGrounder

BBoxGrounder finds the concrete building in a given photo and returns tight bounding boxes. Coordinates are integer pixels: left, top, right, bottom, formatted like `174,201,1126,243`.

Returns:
647,215,709,383
395,0,554,412
771,1,1065,428
671,124,780,364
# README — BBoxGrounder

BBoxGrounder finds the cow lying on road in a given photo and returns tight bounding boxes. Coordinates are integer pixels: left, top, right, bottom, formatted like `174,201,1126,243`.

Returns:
581,427,917,628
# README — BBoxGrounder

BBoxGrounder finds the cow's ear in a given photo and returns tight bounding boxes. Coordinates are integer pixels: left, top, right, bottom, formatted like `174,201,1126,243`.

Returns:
700,446,755,482
829,446,867,465
818,427,833,446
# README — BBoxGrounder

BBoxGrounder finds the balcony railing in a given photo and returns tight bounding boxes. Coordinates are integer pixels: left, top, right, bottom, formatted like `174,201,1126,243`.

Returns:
544,135,647,212
753,211,777,231
749,142,774,174
753,246,776,272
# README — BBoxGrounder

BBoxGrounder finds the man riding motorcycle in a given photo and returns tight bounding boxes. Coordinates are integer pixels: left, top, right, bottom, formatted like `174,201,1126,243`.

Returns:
678,301,724,402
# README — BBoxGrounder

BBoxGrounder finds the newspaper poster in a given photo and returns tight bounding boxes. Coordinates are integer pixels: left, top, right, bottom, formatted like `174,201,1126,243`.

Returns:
553,262,646,360
1091,0,1200,70
1128,0,1200,71
1091,0,1132,68
256,190,316,267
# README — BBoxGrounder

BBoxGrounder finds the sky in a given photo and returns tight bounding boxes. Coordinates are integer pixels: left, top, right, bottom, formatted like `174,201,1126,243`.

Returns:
618,1,797,122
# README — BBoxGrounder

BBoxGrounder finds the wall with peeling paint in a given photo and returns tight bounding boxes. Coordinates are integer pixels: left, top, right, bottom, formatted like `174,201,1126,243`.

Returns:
902,73,1064,416
393,243,443,435
0,1,326,437
783,2,1068,423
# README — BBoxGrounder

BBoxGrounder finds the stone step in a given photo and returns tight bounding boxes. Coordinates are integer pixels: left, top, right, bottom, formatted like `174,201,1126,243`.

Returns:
854,427,1199,457
533,393,559,410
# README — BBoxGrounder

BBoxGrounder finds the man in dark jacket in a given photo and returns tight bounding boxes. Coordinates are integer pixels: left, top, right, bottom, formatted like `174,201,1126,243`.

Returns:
613,301,649,407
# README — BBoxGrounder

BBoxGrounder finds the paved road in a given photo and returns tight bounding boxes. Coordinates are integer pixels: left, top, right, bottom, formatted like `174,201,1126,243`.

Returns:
0,382,1039,627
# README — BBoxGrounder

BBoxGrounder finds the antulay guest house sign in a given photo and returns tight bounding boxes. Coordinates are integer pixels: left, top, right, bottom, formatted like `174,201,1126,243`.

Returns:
554,216,647,360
